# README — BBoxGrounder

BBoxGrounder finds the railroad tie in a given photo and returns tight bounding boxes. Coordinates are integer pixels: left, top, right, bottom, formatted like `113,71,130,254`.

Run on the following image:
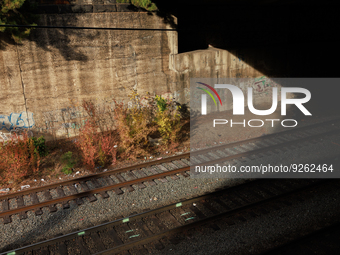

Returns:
173,160,190,177
146,166,168,183
66,185,84,205
56,187,70,209
135,220,165,250
42,190,57,213
91,178,109,199
79,182,97,202
16,195,28,219
54,242,68,255
137,169,157,186
115,174,135,192
76,236,91,255
157,164,179,180
1,199,11,224
30,193,43,216
90,232,106,252
103,176,124,195
126,171,146,189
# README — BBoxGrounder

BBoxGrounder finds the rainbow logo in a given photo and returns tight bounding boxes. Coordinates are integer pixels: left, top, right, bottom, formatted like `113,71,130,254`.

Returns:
196,82,222,106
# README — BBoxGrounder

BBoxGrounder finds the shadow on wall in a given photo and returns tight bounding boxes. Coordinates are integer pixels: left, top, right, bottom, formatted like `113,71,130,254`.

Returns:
0,14,90,62
125,3,177,29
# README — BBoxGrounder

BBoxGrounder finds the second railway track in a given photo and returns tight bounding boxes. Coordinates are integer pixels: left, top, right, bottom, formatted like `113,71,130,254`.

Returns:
1,178,337,255
1,117,340,224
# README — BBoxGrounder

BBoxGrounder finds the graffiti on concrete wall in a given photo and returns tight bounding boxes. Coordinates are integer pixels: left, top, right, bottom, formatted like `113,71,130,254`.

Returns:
252,76,277,93
238,76,279,95
39,101,117,134
0,111,35,131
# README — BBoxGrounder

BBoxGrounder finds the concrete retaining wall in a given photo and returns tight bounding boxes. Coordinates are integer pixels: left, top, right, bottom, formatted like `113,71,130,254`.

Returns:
0,11,278,141
0,11,177,140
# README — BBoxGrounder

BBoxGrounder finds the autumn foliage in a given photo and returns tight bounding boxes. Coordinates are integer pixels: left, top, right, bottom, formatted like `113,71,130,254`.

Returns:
75,101,118,171
0,132,40,185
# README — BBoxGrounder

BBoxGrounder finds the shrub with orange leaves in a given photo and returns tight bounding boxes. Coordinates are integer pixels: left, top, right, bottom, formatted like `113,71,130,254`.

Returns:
76,101,118,171
0,132,40,185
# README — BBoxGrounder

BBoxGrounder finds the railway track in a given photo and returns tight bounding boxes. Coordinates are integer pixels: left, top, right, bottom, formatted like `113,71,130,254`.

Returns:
1,179,337,255
1,117,340,224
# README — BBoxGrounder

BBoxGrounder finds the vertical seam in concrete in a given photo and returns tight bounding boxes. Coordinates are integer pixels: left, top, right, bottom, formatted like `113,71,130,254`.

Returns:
16,43,30,128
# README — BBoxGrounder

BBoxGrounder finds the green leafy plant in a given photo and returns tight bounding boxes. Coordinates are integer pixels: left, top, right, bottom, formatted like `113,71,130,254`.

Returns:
30,136,48,157
116,0,157,11
155,95,167,112
60,151,76,175
0,0,38,42
154,95,182,144
131,0,157,11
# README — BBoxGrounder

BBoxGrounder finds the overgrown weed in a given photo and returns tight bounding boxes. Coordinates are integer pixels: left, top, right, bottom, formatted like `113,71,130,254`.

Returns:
60,151,77,175
0,132,41,185
113,91,157,160
76,101,118,171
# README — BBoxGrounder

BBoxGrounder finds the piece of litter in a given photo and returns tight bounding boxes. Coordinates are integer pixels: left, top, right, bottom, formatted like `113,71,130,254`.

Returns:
153,197,157,201
194,187,198,189
193,203,196,206
75,171,80,174
0,188,10,193
34,179,37,182
157,157,162,160
21,185,30,189
103,169,107,172
129,234,140,239
150,156,153,159
166,151,168,153
59,177,62,179
114,145,118,148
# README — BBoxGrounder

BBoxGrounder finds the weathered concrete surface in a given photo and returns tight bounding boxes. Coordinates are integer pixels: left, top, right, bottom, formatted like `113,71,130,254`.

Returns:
170,46,276,110
0,11,276,141
0,12,177,140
